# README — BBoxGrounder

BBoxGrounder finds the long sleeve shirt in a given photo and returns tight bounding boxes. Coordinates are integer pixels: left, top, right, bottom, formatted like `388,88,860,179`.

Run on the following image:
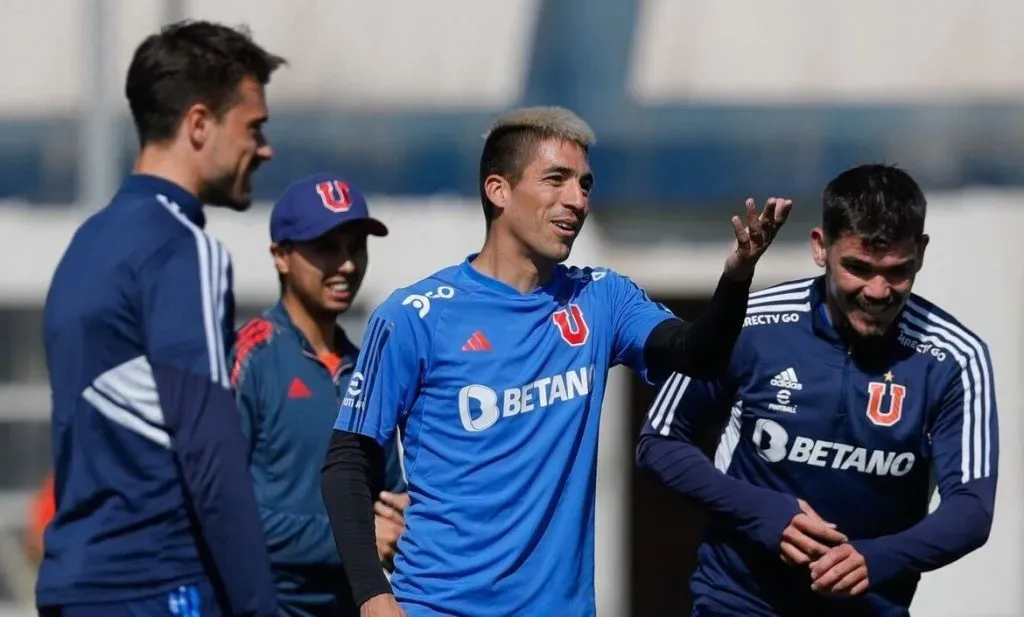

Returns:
636,276,998,616
38,174,278,616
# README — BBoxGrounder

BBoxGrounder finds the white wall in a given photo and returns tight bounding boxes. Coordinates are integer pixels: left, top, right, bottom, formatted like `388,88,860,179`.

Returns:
2,0,1023,116
0,191,1020,615
898,193,1024,616
631,0,1024,103
0,0,539,117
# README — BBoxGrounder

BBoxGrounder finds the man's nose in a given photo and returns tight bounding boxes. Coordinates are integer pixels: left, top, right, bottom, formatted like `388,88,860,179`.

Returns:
562,181,587,211
863,276,892,301
256,141,273,161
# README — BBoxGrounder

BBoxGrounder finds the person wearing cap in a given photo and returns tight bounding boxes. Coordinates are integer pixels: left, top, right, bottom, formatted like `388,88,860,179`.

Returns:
228,173,408,617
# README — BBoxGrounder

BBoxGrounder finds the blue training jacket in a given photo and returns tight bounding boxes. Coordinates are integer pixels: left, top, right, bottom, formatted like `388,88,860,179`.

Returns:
637,275,998,617
38,174,278,615
229,301,406,616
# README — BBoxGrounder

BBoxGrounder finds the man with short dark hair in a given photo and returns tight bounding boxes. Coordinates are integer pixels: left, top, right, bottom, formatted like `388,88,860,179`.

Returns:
122,19,285,210
321,106,793,616
637,164,998,616
38,20,285,617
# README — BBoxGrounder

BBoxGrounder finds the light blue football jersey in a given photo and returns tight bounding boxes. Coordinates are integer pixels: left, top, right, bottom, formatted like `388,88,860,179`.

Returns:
334,255,673,616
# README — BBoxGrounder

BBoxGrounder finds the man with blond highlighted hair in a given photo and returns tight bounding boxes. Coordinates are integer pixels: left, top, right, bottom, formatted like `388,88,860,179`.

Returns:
322,106,793,616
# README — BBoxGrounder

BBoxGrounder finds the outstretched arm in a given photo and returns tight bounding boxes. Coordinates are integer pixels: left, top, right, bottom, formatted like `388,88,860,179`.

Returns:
613,198,792,384
641,274,753,380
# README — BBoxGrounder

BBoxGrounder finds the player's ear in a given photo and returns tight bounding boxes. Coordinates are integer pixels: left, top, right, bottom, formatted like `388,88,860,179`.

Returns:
183,102,215,149
915,234,929,272
483,174,511,213
810,227,828,268
270,242,290,277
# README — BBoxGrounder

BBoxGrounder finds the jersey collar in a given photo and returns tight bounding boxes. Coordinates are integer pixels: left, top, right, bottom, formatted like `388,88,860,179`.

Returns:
809,277,844,346
118,174,205,227
459,253,564,298
809,275,903,356
266,301,358,365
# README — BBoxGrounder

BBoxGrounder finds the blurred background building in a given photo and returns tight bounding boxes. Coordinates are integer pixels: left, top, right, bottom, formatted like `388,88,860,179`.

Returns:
0,1,1021,615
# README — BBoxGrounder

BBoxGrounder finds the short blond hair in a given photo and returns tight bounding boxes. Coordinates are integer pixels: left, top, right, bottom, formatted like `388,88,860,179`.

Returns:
479,106,596,224
484,106,596,147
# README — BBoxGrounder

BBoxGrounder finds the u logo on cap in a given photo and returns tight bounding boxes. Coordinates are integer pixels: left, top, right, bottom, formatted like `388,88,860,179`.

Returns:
315,181,352,213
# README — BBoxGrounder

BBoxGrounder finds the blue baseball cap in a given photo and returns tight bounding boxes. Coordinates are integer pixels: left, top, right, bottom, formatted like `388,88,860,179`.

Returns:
269,173,388,243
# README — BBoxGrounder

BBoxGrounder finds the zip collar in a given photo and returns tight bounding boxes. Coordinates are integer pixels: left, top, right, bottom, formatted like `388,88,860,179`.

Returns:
118,174,205,227
265,301,357,376
809,275,903,360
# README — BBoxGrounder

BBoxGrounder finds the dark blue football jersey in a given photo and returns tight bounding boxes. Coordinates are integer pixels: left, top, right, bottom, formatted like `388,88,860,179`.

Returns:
639,276,998,616
38,175,276,615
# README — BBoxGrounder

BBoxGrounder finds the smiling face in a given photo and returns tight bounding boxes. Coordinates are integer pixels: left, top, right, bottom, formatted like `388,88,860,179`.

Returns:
125,21,284,209
194,76,273,210
484,137,593,264
813,164,930,340
813,229,928,338
273,223,370,317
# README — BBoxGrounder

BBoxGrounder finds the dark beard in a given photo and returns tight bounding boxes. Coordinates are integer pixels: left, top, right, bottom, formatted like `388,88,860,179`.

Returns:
199,175,250,211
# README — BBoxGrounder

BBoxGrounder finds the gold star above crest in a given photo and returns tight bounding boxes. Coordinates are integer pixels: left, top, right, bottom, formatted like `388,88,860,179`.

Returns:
883,371,894,382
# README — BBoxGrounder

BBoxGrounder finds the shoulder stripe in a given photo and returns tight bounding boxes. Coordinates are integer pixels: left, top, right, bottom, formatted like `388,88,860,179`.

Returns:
746,280,813,315
348,316,391,433
895,320,981,482
237,318,274,345
713,404,744,473
647,373,679,425
214,238,229,380
206,232,228,386
82,355,170,449
748,289,811,307
157,194,230,388
661,375,691,436
900,300,994,482
84,386,171,448
749,277,815,299
647,373,692,436
230,319,275,386
909,300,995,481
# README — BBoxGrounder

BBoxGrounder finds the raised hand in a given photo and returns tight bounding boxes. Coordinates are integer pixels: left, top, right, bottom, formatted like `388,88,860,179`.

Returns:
724,197,793,281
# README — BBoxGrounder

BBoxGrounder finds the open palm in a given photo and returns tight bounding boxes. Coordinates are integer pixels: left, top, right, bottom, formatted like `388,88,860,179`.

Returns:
724,197,792,279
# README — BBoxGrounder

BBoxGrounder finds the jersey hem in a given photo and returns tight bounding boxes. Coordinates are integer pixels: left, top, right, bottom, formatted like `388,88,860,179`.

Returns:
35,572,207,607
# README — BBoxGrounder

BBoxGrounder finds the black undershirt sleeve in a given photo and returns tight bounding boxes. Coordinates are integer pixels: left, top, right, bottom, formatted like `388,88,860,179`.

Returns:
321,430,392,606
642,273,752,380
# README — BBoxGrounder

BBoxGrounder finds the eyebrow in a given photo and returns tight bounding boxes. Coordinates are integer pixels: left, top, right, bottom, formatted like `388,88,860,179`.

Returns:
544,165,575,176
841,255,915,270
544,165,594,186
